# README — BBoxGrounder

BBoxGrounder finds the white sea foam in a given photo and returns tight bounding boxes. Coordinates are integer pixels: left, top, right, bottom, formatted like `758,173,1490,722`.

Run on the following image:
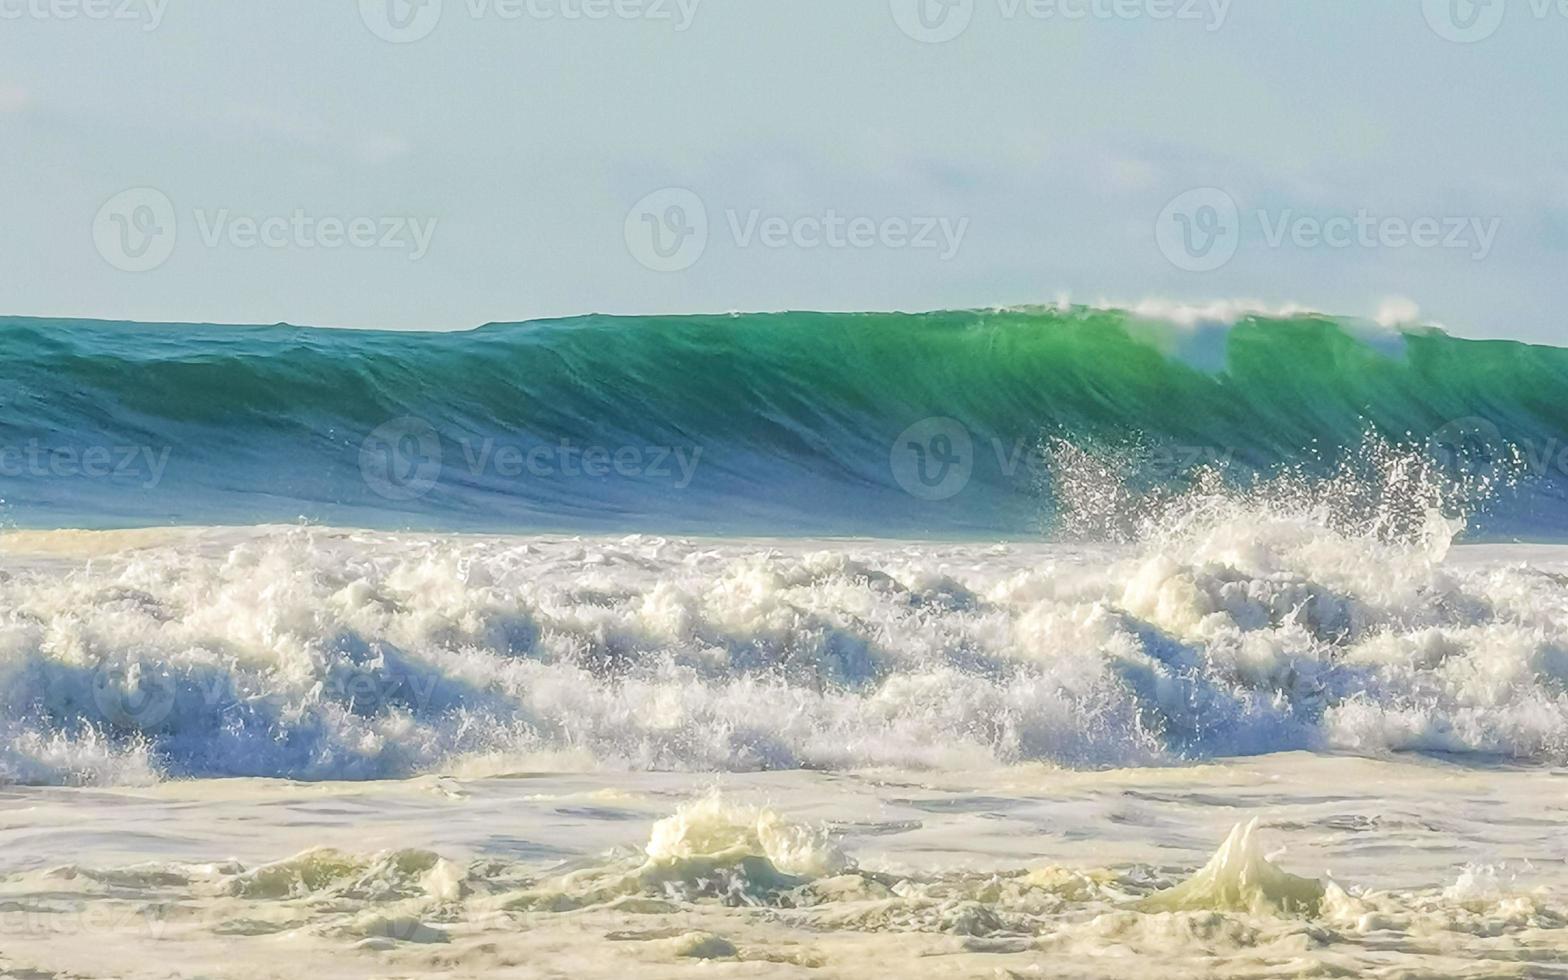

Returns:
2,494,1568,784
1139,818,1323,915
6,784,1563,978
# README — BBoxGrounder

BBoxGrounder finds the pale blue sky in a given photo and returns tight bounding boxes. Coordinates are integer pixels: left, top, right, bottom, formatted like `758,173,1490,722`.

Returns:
2,0,1565,341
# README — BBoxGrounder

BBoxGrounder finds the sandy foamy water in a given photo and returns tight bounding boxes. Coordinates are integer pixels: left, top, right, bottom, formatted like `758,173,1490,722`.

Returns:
1,755,1565,978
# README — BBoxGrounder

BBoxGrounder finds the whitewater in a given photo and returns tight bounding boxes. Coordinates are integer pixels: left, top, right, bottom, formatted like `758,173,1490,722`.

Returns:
6,516,1568,784
4,306,1568,976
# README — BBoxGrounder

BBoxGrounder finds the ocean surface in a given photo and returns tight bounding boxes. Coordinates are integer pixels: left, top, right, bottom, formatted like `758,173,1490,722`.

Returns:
3,305,1568,977
4,305,1567,536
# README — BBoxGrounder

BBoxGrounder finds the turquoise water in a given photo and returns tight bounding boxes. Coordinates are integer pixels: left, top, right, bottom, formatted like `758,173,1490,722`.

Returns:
3,306,1566,537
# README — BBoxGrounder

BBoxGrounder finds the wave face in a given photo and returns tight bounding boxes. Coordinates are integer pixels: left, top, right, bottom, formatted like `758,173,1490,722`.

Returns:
4,307,1568,538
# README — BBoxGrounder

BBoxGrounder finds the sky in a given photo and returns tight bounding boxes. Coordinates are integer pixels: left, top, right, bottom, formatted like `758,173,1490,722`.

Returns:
1,0,1566,342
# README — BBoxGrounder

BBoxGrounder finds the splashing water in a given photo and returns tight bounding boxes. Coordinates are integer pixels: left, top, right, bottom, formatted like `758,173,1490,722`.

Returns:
1043,427,1525,550
1140,819,1324,916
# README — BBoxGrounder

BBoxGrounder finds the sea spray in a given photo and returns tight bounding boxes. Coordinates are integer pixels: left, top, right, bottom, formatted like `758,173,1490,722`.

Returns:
1041,427,1518,548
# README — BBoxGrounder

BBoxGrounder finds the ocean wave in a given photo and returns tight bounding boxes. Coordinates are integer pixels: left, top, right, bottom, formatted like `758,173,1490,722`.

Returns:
4,305,1568,537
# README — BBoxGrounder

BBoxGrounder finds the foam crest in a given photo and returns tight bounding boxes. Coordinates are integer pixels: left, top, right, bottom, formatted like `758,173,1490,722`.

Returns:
644,791,847,879
1140,819,1324,916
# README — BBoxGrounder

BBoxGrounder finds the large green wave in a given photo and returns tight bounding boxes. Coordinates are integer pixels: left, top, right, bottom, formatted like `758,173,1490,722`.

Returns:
2,306,1566,536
